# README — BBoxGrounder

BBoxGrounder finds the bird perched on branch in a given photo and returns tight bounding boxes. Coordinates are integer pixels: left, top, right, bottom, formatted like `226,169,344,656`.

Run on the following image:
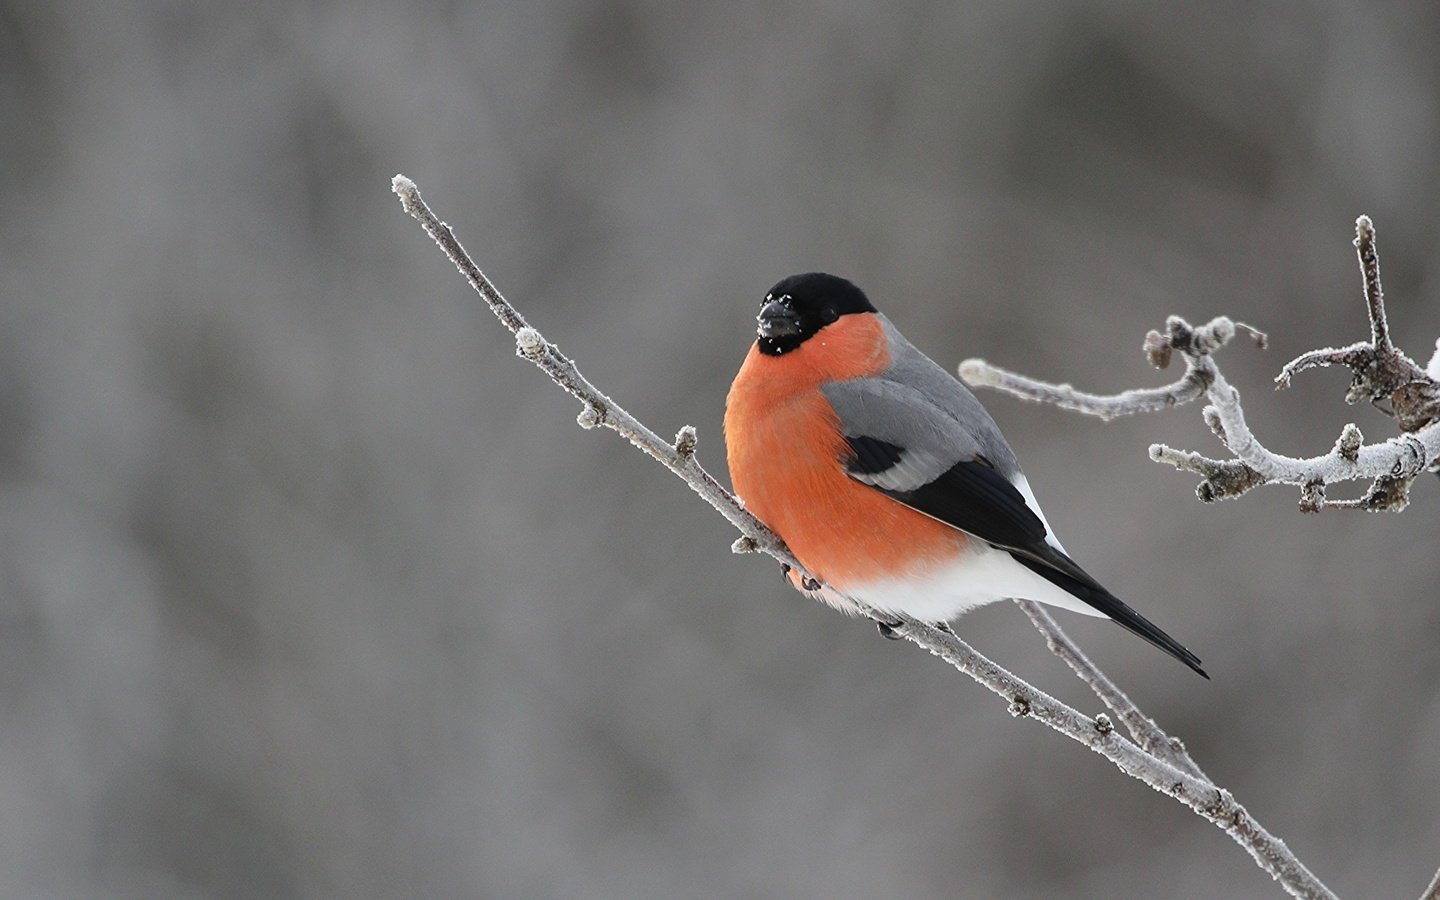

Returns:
724,273,1206,677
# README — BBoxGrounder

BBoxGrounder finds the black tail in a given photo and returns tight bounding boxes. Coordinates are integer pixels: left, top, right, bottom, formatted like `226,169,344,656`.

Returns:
1013,552,1208,679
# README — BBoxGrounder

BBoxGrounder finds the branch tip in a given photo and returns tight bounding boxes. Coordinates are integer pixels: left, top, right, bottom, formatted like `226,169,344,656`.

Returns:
956,358,995,385
1354,213,1374,243
1354,214,1391,351
1235,321,1268,349
391,174,421,213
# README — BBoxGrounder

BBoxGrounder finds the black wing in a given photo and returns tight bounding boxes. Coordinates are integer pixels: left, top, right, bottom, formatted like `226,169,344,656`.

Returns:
844,435,1207,678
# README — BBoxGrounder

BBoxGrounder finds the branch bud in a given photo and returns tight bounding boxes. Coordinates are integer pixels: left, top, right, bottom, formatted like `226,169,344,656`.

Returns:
515,327,545,359
1335,423,1362,462
1144,330,1173,369
674,425,697,459
1203,405,1227,442
956,359,996,385
576,403,604,429
1196,316,1235,353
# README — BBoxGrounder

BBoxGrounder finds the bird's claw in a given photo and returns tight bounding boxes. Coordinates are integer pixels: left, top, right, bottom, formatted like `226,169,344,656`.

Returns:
876,620,905,640
781,564,822,592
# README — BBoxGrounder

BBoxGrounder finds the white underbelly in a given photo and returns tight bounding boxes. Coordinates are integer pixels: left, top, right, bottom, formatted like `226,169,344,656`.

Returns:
844,541,1107,622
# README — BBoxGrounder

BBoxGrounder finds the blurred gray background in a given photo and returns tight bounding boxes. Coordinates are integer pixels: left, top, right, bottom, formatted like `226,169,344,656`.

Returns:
4,2,1440,898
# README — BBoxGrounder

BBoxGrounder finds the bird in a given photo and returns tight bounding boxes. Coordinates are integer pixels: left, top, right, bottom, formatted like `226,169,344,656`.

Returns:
723,272,1207,678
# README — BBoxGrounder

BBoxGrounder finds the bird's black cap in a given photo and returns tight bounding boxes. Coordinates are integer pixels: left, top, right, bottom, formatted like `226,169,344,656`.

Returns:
756,273,877,356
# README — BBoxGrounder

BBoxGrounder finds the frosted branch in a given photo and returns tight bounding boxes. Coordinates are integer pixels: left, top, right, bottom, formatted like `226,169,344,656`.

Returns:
962,217,1440,512
858,614,1334,900
393,174,1335,899
1356,215,1391,351
391,175,779,555
960,316,1260,420
1420,865,1440,900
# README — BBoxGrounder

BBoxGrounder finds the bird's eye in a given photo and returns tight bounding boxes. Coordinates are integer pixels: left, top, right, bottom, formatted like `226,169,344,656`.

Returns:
820,306,839,324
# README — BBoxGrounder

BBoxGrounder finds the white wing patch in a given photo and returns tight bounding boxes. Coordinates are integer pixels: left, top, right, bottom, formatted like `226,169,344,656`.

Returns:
1013,474,1067,554
848,446,949,492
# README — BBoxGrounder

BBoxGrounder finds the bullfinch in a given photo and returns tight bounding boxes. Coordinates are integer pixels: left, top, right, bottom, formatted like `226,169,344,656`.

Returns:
724,273,1206,677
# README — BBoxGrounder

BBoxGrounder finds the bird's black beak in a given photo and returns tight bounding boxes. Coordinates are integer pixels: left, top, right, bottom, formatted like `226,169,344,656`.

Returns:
757,298,801,339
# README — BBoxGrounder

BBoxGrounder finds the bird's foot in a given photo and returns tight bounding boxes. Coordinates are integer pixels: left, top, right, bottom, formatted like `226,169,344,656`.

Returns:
879,620,953,640
781,564,822,592
876,620,905,640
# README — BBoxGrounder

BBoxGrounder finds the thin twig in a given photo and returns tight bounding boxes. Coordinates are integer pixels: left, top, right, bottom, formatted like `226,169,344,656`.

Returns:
392,174,1336,899
1016,600,1206,780
958,354,1211,421
862,614,1334,900
1419,865,1440,900
1276,217,1429,415
1355,215,1390,351
1273,341,1372,390
960,316,1245,420
392,176,780,554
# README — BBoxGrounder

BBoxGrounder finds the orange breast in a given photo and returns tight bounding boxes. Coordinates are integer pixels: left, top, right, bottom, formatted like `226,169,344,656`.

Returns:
724,315,967,591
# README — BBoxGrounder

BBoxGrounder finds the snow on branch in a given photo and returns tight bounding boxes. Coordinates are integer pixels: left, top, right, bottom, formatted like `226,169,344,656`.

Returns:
392,174,1338,899
960,217,1440,513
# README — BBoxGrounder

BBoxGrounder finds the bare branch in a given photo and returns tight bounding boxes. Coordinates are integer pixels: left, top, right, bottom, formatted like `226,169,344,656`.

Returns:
393,174,1336,899
1148,442,1267,503
1275,217,1429,411
958,355,1211,421
392,175,783,556
959,316,1262,420
1273,341,1372,390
